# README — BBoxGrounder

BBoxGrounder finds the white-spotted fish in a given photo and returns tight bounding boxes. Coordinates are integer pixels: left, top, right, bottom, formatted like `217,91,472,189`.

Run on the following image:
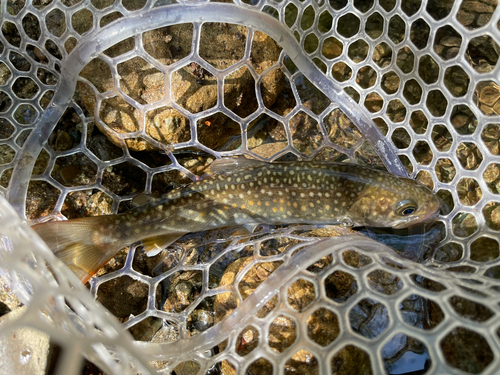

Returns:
32,158,440,283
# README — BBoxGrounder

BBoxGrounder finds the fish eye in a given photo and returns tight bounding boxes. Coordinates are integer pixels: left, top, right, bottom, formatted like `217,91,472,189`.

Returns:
395,200,418,216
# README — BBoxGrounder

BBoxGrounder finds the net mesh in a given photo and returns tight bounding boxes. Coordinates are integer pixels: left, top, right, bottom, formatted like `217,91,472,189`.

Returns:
1,0,500,374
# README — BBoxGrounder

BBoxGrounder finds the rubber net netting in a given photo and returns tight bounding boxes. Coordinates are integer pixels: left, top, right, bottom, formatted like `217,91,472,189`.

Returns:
0,0,500,374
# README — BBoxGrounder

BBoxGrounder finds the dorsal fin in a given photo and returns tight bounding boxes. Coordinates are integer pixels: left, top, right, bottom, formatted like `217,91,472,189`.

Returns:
209,157,268,175
131,193,160,208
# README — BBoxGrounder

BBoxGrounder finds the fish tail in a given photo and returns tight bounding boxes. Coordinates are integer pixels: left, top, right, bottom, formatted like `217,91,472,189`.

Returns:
31,216,125,284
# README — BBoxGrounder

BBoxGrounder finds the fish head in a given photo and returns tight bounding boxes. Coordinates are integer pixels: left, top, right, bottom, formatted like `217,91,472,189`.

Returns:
347,177,440,229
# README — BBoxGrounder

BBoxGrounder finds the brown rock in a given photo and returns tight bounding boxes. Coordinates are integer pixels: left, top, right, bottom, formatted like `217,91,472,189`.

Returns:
250,141,287,158
25,181,60,220
0,277,21,315
214,227,359,375
79,24,283,152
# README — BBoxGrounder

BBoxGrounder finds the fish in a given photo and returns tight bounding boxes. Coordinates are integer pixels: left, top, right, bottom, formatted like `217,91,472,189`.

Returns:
31,158,440,283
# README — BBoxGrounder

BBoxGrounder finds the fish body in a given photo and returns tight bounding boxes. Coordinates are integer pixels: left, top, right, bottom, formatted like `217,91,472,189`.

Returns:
32,159,440,282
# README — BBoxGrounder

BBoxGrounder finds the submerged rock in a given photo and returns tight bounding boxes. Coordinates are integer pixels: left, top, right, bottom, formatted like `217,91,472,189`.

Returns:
79,24,284,152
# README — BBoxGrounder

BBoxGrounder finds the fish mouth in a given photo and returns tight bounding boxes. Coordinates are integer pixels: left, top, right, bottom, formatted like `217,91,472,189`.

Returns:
393,208,440,229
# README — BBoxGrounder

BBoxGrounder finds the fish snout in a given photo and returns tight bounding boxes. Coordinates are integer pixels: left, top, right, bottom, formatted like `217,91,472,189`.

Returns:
392,207,440,229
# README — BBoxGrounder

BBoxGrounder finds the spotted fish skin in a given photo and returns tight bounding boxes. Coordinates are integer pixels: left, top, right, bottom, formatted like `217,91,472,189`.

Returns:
32,160,439,282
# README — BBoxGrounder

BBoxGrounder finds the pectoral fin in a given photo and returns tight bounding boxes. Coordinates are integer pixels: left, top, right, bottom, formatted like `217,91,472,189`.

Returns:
243,224,259,233
230,224,260,237
142,232,186,256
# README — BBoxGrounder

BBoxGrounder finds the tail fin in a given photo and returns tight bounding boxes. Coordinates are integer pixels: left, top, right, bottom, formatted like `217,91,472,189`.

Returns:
31,216,125,284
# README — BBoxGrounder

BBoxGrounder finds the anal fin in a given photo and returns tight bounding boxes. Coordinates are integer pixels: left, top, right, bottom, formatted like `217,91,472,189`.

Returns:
230,224,260,237
142,232,186,257
243,224,259,233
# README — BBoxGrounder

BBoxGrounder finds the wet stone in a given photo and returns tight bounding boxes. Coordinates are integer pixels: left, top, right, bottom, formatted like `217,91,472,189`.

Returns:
250,142,287,158
25,181,60,220
148,325,181,370
307,308,340,346
483,163,500,194
482,123,500,154
484,265,500,279
132,247,164,276
51,153,97,187
483,202,500,230
94,272,161,337
0,276,22,316
268,314,297,353
128,316,162,342
213,257,282,322
284,350,319,375
452,212,478,237
80,25,283,152
162,270,203,313
458,0,498,29
324,109,363,150
373,42,393,68
432,124,452,152
0,144,15,165
457,142,483,170
331,345,373,375
392,127,411,149
449,295,494,322
382,334,431,375
434,242,463,262
86,133,124,161
295,74,331,114
61,190,113,219
342,250,373,268
0,119,14,140
287,279,316,311
58,167,80,184
367,269,403,295
451,104,477,135
187,297,216,335
97,276,159,328
457,177,482,205
235,325,260,357
349,298,390,339
445,265,477,274
289,111,323,155
1,169,13,189
246,358,273,374
102,162,147,196
212,245,345,372
247,115,288,151
435,158,456,183
171,361,201,375
471,236,499,262
399,294,445,330
324,270,358,303
440,327,494,374
475,81,500,115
